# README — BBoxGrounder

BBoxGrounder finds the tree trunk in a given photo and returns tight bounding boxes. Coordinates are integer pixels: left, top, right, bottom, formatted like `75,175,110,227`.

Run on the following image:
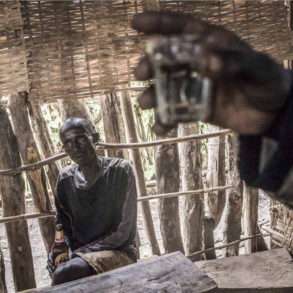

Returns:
242,183,267,253
0,106,36,291
8,92,55,253
223,134,242,257
120,92,160,256
155,128,184,253
0,248,7,293
178,123,203,258
205,126,226,226
203,217,216,260
61,98,104,157
30,102,60,196
101,93,124,158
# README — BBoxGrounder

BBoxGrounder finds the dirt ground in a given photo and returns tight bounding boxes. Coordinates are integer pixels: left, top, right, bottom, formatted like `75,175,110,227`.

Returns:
0,194,270,292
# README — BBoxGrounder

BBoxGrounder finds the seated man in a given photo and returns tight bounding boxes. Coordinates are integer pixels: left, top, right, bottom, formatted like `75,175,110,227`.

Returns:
48,117,137,285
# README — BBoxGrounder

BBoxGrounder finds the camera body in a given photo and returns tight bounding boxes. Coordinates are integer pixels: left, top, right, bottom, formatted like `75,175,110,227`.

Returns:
146,36,212,127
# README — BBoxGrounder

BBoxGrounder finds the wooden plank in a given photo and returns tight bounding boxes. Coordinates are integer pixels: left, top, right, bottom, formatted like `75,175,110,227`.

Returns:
196,248,293,292
22,252,217,293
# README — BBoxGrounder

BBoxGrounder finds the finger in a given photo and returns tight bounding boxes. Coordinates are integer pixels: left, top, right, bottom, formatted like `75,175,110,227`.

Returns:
134,56,153,80
132,11,196,35
138,86,156,109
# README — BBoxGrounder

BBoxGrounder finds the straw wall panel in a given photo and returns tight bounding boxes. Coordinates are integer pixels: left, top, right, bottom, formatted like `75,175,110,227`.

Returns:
160,0,293,61
0,1,293,102
21,0,143,102
0,0,28,97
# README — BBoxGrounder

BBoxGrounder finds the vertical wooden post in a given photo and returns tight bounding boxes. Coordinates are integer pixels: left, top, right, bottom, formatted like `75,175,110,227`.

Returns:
204,126,226,259
242,183,258,253
206,126,226,226
178,123,203,258
242,183,267,253
203,217,216,260
0,106,36,291
155,128,184,253
30,102,60,195
120,91,160,256
0,248,7,293
101,93,124,158
8,92,55,252
223,134,242,257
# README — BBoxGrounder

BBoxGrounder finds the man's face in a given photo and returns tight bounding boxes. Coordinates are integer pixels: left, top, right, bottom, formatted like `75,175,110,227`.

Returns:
61,128,96,166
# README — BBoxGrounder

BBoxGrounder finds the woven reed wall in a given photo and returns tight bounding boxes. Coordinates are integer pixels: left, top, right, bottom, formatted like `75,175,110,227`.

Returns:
0,0,28,97
160,0,293,60
0,0,293,102
21,0,143,102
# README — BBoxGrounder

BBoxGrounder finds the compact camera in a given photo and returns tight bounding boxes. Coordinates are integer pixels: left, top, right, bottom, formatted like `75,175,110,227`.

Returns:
146,36,212,127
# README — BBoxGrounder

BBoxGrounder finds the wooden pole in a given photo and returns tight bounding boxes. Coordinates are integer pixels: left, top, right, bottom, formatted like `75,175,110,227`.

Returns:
120,91,160,255
242,183,267,253
0,248,7,293
8,92,55,253
30,101,60,196
101,93,124,158
179,123,203,258
0,106,36,291
156,127,184,253
206,126,226,226
222,134,242,257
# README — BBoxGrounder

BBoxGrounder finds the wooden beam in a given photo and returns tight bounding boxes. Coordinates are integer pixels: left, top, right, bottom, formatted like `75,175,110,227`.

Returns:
22,252,217,293
197,248,293,292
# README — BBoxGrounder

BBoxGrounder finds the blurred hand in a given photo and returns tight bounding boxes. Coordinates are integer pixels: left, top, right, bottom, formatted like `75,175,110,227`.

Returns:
132,12,290,135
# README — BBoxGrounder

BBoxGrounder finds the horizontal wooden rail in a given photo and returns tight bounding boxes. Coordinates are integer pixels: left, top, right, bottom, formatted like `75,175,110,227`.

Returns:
188,233,270,262
137,185,233,202
0,185,233,224
0,129,232,176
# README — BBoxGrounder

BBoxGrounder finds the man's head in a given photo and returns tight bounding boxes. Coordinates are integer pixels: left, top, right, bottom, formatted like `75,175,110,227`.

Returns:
60,117,99,166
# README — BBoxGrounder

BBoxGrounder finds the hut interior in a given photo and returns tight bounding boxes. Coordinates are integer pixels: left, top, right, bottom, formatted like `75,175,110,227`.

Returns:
0,0,293,292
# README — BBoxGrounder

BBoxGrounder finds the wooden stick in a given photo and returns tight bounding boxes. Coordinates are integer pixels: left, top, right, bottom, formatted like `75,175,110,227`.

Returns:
188,233,270,262
0,129,232,176
137,185,233,202
0,185,233,224
0,212,56,224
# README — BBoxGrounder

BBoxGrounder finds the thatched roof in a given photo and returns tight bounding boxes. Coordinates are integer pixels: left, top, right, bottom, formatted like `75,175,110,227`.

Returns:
0,0,292,103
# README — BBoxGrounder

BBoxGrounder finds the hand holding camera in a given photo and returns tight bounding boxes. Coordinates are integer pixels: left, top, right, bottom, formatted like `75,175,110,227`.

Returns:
132,12,290,135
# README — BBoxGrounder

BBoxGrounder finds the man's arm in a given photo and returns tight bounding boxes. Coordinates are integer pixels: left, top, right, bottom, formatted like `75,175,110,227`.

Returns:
74,164,137,253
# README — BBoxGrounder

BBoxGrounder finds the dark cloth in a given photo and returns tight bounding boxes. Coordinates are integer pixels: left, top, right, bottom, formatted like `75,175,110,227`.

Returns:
238,71,293,209
52,256,95,285
55,157,138,261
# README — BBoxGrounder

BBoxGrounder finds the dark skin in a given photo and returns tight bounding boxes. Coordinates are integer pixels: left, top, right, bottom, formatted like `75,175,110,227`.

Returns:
60,128,99,191
132,12,291,135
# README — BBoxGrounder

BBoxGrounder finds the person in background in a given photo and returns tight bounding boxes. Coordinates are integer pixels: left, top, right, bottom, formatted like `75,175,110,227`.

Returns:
132,11,293,210
48,117,137,285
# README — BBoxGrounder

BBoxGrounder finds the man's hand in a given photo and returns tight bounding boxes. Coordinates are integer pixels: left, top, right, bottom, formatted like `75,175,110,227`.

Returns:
132,12,291,135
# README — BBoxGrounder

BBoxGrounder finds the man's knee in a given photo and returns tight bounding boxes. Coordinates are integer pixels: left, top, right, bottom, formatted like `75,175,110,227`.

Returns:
52,257,95,285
